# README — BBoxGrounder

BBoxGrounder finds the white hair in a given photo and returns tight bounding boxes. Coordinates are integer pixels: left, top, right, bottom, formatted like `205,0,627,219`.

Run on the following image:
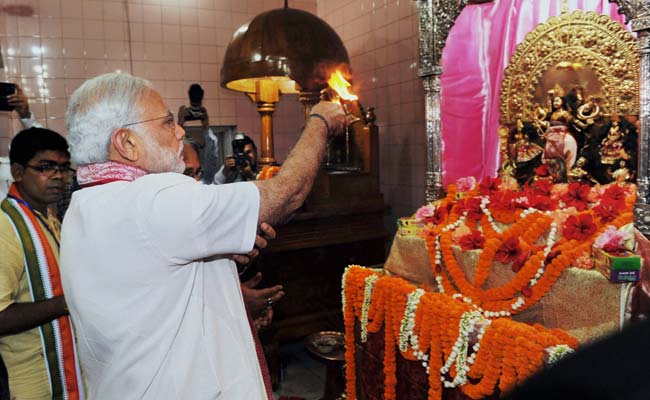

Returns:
66,72,153,165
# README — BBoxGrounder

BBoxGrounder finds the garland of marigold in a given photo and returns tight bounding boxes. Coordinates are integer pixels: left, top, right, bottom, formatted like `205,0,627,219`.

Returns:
424,202,633,316
342,266,579,400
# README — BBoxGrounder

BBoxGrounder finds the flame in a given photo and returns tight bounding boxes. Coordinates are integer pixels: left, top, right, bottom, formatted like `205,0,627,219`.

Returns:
327,70,358,101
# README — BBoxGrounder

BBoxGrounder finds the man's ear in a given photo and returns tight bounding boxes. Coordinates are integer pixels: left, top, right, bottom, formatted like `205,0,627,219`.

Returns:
111,128,139,162
10,163,25,183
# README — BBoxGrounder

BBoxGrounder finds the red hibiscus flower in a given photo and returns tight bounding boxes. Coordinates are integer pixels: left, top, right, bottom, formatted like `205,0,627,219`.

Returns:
561,182,591,211
479,176,502,195
530,179,553,196
593,199,620,222
563,214,597,241
431,206,448,225
527,194,556,211
512,251,531,272
461,197,484,220
495,237,522,264
459,230,486,251
603,242,626,255
535,164,550,177
453,199,466,215
602,185,627,206
490,191,518,211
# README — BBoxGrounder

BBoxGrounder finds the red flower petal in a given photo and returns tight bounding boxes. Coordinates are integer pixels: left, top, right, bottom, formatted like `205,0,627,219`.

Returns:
479,176,502,195
534,164,550,177
459,230,486,251
512,251,531,272
495,237,522,263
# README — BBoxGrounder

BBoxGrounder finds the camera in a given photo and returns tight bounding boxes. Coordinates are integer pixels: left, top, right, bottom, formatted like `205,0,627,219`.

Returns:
0,82,17,112
231,134,251,168
184,106,206,121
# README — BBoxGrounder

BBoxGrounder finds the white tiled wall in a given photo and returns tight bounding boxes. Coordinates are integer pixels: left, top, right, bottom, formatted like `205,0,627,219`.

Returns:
318,0,425,235
0,0,317,160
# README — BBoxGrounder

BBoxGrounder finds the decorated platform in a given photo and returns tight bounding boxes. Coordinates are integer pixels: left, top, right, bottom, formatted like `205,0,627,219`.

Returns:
343,177,638,399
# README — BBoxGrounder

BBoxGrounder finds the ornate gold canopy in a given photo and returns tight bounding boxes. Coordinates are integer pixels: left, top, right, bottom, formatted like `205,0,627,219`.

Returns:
499,10,639,125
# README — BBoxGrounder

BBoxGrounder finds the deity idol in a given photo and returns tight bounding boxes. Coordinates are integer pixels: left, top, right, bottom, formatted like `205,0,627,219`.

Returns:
507,120,544,185
599,121,630,165
542,115,577,179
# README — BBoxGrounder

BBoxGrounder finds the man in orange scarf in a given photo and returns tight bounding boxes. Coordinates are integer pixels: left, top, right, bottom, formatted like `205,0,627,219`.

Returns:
0,128,84,399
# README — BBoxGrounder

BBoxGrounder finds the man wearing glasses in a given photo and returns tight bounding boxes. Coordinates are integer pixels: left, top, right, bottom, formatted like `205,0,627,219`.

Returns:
0,128,83,400
60,72,347,399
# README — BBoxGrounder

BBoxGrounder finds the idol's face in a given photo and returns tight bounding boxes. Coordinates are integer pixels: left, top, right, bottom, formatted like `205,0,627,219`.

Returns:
552,96,563,109
514,130,524,142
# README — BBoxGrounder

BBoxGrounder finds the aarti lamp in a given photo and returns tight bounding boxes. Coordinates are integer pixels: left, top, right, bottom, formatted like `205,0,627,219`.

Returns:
220,1,350,165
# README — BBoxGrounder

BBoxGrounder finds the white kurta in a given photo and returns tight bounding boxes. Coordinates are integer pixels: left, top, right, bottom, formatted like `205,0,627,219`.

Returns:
60,173,266,400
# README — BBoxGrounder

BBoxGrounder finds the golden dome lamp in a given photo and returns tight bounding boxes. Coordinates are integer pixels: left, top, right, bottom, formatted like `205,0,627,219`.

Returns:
221,1,351,165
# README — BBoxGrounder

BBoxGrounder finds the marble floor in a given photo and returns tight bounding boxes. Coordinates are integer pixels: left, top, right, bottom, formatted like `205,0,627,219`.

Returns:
272,340,329,400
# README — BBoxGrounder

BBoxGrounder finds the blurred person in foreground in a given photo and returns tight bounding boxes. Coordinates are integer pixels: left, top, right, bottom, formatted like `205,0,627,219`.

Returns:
504,319,650,400
61,72,346,399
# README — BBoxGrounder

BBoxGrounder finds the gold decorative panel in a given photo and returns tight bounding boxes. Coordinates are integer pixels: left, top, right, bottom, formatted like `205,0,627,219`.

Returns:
500,10,639,125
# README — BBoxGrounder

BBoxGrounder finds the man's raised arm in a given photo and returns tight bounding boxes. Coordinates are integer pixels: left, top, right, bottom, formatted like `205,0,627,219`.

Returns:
254,101,347,225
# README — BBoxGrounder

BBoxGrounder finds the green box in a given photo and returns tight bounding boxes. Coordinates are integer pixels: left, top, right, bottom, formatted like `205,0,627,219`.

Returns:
592,248,641,271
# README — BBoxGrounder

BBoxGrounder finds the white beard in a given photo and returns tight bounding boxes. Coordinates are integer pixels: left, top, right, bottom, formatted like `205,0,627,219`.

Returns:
141,136,185,174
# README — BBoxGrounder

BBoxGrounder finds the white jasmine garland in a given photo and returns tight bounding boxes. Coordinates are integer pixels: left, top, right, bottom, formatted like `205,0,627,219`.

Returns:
434,236,445,293
466,319,491,366
479,197,503,234
530,222,558,287
341,266,352,311
399,288,426,352
547,344,575,365
360,275,380,342
440,310,483,388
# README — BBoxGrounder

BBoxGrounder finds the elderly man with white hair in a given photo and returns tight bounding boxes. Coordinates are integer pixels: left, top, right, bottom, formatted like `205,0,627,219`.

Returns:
59,72,347,400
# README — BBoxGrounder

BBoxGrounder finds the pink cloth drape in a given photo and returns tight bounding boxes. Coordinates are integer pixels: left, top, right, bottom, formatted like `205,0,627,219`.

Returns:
440,0,629,185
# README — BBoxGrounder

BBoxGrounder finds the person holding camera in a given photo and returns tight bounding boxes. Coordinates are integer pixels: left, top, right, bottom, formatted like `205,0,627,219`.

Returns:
214,133,259,184
177,84,209,129
2,83,43,129
2,84,45,209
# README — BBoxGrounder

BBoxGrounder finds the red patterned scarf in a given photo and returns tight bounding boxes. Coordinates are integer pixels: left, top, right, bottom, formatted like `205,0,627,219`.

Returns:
76,161,148,188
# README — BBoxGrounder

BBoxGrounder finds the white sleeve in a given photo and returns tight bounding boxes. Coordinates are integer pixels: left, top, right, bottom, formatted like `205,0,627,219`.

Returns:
139,175,260,264
213,165,227,185
19,112,43,129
